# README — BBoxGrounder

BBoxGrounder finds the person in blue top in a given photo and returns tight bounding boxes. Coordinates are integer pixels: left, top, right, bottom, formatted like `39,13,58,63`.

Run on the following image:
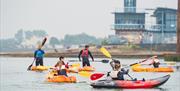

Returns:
34,45,45,66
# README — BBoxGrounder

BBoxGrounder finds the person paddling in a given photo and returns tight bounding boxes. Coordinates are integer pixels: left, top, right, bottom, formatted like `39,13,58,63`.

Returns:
54,56,69,76
107,59,129,80
78,45,94,67
149,56,160,68
34,45,45,66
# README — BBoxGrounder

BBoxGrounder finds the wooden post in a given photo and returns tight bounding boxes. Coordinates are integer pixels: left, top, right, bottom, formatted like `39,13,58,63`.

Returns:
177,0,180,53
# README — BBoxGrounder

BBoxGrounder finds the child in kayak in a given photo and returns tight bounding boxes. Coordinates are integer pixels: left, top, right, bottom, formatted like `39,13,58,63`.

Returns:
107,59,129,80
149,56,160,68
54,56,69,76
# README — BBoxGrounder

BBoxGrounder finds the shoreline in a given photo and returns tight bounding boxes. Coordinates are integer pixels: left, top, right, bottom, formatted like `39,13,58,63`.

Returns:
0,51,179,58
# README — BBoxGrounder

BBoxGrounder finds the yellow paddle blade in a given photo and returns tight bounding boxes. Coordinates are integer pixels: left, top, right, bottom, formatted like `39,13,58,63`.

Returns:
100,47,111,58
71,63,80,67
78,71,91,77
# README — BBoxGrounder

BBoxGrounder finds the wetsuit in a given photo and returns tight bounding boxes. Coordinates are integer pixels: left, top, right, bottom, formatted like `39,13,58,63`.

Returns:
78,49,94,67
34,49,45,66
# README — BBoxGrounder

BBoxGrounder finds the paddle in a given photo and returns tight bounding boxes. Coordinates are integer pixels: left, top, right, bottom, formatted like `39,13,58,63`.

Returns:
27,37,47,70
90,73,104,80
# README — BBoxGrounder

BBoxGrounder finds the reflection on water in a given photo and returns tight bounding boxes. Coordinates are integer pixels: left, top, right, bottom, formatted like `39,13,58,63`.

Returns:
0,57,180,91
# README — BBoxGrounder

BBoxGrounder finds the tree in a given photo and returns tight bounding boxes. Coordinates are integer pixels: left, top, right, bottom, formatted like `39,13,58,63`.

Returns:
14,29,24,44
25,31,33,39
101,38,109,45
49,37,60,48
33,30,48,38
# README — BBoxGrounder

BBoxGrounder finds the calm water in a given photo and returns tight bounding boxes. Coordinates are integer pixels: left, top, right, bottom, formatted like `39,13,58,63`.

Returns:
0,57,180,91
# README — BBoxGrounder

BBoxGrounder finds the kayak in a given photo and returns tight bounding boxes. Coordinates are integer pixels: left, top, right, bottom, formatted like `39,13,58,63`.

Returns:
132,64,174,72
31,66,49,71
79,66,95,72
46,70,76,83
47,75,76,83
90,75,170,89
66,64,80,73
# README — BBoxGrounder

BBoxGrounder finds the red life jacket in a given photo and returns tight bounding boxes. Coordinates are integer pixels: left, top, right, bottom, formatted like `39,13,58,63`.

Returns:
81,49,89,57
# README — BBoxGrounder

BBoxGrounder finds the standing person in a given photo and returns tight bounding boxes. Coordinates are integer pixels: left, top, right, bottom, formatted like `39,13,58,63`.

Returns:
149,56,160,68
34,45,45,66
54,56,68,76
78,45,94,67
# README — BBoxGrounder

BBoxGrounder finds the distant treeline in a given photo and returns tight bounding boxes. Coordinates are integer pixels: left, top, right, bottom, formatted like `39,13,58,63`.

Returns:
0,29,114,52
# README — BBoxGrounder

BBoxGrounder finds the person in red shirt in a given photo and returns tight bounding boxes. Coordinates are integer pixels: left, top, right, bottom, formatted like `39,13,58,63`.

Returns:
78,45,94,67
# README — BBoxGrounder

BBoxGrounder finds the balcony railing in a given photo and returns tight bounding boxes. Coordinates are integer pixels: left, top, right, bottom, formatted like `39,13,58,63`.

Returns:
112,24,145,30
112,24,176,32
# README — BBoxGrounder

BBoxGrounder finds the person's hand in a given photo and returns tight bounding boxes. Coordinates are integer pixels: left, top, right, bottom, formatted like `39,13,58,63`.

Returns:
125,69,129,74
107,72,110,76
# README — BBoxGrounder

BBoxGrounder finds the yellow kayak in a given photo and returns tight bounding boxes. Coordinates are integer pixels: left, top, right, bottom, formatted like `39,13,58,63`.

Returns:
46,70,76,83
132,64,174,72
31,66,49,71
78,66,95,72
66,63,80,73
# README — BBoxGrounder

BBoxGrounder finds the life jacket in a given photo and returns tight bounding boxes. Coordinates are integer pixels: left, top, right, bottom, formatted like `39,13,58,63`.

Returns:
109,71,119,78
81,49,89,57
36,50,44,58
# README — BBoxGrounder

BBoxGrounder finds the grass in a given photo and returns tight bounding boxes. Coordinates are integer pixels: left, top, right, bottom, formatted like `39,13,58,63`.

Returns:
164,55,180,62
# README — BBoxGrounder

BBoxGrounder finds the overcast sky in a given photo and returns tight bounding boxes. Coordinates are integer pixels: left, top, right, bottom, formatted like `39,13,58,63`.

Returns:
0,0,177,39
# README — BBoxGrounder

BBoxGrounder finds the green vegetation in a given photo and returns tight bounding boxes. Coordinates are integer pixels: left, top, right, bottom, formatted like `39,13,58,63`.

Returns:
164,55,180,62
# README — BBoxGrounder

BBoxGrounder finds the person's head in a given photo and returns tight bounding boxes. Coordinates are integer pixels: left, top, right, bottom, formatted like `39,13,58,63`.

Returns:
114,60,121,70
85,45,89,49
59,56,64,61
37,45,42,50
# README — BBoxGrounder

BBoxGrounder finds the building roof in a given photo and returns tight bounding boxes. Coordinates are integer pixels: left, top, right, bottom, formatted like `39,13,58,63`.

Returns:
153,7,177,15
113,12,146,15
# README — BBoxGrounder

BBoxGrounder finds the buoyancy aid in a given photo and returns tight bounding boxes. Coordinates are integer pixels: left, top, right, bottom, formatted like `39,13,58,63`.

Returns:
81,49,89,57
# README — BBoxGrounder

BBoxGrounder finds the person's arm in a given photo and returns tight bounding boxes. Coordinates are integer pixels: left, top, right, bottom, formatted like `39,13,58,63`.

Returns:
110,61,115,70
78,50,83,61
54,61,59,67
42,50,45,54
149,59,154,65
34,50,37,58
88,51,94,61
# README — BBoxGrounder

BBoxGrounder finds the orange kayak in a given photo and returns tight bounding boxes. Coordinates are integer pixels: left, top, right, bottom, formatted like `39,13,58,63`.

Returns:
47,75,76,83
132,64,174,72
46,70,76,83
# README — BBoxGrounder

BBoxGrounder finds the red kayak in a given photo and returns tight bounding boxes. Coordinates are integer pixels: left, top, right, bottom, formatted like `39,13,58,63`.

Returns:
91,75,170,89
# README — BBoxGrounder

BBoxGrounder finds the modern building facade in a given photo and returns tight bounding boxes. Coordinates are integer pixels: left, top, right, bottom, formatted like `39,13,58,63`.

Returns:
112,0,177,44
143,8,177,44
124,0,136,13
113,0,145,44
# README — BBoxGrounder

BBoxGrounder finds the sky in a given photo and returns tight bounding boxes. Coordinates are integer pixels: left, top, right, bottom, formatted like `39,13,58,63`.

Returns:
0,0,177,39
